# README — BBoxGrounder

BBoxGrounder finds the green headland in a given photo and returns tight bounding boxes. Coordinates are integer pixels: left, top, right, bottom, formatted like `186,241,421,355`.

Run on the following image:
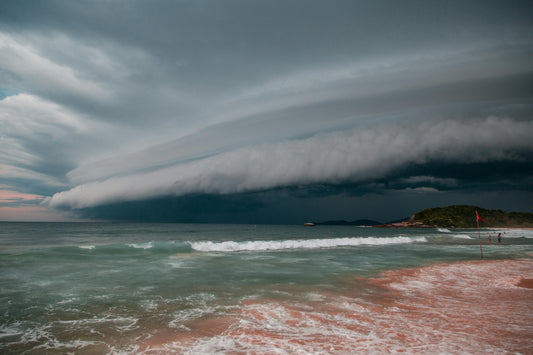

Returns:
379,205,533,228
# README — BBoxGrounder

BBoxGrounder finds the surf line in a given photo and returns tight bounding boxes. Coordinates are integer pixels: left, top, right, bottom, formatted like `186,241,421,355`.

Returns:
476,210,484,259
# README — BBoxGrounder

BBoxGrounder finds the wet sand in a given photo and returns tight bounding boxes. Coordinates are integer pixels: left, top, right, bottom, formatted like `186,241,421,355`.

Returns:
517,278,533,289
140,259,533,354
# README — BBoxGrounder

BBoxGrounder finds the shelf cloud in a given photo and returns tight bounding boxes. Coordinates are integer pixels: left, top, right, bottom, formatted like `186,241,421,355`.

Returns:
1,0,533,221
45,117,533,209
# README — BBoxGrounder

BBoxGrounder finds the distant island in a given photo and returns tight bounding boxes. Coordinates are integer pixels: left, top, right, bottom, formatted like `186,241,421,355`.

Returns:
376,205,533,228
313,205,533,228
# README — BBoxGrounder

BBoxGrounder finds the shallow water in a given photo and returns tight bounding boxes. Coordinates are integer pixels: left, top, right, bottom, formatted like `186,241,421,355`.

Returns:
1,223,532,353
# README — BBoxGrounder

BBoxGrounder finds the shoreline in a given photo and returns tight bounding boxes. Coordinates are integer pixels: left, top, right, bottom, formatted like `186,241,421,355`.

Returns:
375,223,533,230
138,258,533,353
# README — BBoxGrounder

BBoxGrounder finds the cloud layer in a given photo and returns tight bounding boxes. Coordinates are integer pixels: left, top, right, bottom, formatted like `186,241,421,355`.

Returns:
1,1,533,221
46,117,533,209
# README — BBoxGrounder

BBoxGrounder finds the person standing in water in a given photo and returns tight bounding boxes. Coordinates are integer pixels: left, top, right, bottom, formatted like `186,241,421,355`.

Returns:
498,233,502,244
488,234,492,244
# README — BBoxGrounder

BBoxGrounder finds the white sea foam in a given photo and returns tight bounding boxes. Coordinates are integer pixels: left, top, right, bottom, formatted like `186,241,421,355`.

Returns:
8,324,57,349
127,242,153,249
0,324,24,339
489,229,533,239
139,299,158,311
176,260,533,354
54,316,139,333
168,307,218,328
190,236,427,252
57,297,79,305
79,245,96,250
437,228,451,233
34,339,104,352
167,261,191,269
453,234,473,239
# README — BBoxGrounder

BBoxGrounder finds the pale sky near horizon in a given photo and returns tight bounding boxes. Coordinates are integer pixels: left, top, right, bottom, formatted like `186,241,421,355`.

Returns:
1,0,533,223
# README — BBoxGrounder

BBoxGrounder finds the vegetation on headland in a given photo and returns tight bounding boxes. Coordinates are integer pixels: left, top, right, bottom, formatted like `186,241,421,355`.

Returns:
379,205,533,228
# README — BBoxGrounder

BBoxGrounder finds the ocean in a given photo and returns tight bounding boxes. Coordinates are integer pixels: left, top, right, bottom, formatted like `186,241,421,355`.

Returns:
1,222,532,354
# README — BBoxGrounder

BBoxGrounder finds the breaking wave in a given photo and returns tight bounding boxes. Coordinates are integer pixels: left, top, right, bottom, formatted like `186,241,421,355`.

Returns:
453,234,473,240
437,228,451,233
42,235,437,256
127,242,153,249
71,241,193,254
190,236,427,252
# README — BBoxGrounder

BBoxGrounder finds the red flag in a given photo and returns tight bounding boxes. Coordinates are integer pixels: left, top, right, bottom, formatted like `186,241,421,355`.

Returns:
476,210,485,222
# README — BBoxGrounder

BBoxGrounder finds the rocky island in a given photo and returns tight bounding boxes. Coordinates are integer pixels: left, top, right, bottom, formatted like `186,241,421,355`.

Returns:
377,205,533,228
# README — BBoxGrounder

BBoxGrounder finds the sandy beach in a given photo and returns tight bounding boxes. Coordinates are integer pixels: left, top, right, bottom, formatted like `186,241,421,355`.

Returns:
140,258,533,354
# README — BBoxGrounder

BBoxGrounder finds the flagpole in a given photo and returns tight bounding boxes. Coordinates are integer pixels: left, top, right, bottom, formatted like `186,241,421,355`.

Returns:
476,211,483,259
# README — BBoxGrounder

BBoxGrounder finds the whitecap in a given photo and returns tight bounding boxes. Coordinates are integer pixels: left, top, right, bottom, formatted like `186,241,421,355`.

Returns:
437,228,451,233
453,234,473,239
79,245,96,250
127,242,153,249
190,236,427,252
490,229,533,239
167,261,191,269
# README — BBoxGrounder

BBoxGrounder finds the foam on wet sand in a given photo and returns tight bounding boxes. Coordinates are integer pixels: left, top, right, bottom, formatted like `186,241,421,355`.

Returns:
139,259,533,354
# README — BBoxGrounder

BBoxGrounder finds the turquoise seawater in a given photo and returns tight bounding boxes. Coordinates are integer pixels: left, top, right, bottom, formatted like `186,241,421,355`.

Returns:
1,223,532,353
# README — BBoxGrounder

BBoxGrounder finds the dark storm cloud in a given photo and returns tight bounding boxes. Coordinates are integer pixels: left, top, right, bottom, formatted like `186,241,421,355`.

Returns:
65,72,533,186
1,0,533,221
73,183,533,224
75,194,267,224
45,116,533,210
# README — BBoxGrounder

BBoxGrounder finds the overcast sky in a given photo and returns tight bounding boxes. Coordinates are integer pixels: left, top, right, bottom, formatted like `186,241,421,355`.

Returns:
1,0,532,223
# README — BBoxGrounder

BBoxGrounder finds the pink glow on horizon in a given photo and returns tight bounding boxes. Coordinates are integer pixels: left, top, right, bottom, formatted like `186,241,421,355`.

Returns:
0,189,44,203
0,189,78,221
0,205,74,222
